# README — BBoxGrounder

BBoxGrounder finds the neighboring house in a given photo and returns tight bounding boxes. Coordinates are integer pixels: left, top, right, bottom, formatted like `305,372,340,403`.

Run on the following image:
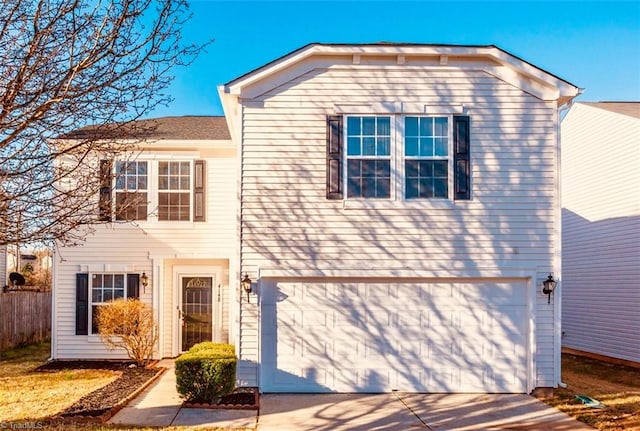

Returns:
51,116,238,360
53,43,581,395
561,102,640,365
13,251,53,274
219,43,580,393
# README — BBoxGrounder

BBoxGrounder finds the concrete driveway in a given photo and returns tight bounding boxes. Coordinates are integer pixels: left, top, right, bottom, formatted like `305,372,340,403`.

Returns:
109,362,592,430
258,393,594,431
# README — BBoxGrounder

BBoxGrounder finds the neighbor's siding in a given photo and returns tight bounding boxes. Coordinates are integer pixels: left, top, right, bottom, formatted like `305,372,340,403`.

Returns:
238,66,560,387
561,103,640,363
54,155,237,360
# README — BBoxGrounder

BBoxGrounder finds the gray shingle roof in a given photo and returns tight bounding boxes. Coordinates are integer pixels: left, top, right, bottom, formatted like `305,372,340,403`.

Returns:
581,102,640,119
63,116,230,140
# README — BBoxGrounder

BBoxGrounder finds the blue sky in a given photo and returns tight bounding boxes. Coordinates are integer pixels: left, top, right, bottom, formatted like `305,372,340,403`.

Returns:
150,0,640,118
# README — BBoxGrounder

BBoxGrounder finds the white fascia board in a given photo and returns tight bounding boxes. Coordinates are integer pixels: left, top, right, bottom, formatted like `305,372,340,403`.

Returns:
224,45,324,95
224,44,580,102
487,47,580,98
139,139,233,150
224,45,485,95
58,138,233,153
218,85,240,144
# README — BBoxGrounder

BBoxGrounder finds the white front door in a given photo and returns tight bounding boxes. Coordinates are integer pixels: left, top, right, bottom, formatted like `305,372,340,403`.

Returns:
261,279,530,393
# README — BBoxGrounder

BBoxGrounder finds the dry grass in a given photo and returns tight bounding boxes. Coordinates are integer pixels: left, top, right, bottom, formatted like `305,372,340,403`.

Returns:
0,342,120,421
541,354,640,430
0,343,251,430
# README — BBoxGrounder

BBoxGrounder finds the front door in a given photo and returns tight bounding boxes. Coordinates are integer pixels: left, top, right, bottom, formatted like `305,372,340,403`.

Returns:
181,276,213,351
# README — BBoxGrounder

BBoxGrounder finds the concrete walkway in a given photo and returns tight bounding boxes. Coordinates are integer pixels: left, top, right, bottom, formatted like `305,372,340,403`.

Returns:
107,359,257,429
109,360,592,430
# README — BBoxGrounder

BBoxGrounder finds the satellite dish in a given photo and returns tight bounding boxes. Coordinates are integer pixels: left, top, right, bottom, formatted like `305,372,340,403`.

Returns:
9,272,25,287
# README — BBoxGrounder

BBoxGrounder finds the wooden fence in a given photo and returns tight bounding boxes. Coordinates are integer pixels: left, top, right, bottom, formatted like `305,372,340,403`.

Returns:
0,291,51,350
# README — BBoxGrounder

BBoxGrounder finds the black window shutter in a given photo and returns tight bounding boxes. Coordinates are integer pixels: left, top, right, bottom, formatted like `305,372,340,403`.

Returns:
193,160,206,222
453,116,471,200
98,159,112,221
127,273,140,299
75,273,89,335
326,115,343,199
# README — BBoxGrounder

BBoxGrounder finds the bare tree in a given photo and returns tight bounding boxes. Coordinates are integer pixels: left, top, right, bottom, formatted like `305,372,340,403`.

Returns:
0,0,206,246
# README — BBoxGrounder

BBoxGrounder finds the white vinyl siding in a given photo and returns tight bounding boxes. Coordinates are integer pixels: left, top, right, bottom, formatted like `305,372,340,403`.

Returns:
561,103,640,364
53,153,237,360
237,66,560,388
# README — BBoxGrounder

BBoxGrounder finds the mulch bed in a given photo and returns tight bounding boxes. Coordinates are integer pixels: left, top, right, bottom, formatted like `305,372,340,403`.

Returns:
183,387,259,410
36,360,164,421
36,360,259,422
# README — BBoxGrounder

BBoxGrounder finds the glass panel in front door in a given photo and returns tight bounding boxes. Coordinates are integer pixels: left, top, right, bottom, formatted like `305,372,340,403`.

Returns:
181,277,213,351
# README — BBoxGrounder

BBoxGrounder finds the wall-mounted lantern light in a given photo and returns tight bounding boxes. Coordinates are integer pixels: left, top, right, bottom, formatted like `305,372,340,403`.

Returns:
542,274,557,304
141,272,149,293
241,273,252,302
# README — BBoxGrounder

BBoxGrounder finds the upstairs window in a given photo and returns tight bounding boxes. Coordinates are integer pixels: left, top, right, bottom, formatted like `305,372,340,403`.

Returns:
326,114,470,201
404,117,449,199
346,116,391,198
98,159,206,223
158,161,191,221
114,161,148,220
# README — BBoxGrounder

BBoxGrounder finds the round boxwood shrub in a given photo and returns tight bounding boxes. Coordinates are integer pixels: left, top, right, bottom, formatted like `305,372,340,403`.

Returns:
175,343,237,403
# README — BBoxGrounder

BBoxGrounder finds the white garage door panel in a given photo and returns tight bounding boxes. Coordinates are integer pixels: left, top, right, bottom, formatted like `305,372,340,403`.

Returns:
261,280,529,393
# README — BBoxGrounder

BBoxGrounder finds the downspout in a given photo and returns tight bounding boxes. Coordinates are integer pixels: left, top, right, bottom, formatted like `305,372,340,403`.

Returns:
49,245,58,361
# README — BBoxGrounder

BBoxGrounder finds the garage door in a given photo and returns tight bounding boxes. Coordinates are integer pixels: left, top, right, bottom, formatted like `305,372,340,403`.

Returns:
260,280,529,393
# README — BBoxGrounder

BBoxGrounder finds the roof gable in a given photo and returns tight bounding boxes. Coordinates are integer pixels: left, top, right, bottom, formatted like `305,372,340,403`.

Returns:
221,43,581,106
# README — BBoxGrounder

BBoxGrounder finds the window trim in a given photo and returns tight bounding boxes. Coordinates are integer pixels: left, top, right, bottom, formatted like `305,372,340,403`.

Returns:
89,272,129,335
342,114,455,201
105,158,196,224
344,115,393,199
401,115,453,200
114,160,149,221
157,160,193,222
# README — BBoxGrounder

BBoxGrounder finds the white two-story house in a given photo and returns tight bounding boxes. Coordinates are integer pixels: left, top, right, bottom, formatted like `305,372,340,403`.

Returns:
220,43,580,393
53,43,580,394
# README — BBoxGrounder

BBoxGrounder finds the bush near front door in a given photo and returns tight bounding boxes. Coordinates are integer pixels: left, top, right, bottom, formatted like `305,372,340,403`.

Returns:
175,342,237,403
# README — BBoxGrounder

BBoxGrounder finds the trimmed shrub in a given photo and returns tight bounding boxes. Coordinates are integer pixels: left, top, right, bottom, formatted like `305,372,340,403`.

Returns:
175,343,237,403
188,342,235,355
